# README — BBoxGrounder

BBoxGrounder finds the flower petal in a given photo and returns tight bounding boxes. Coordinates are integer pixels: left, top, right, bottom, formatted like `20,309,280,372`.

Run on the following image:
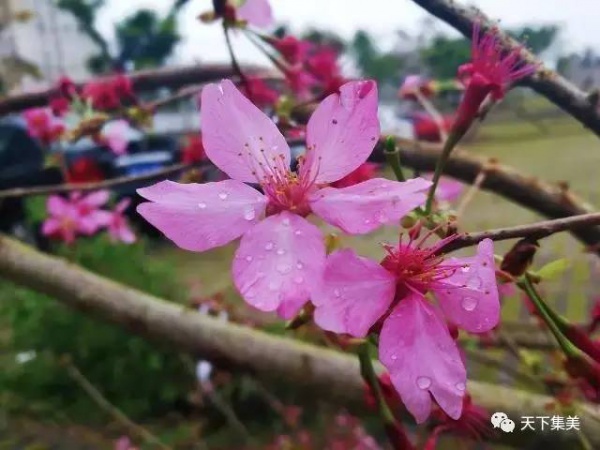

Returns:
47,195,69,216
434,239,500,333
309,178,431,234
137,179,267,252
236,0,273,28
379,294,467,423
200,80,290,183
312,249,395,337
80,190,110,208
302,80,380,184
232,212,325,319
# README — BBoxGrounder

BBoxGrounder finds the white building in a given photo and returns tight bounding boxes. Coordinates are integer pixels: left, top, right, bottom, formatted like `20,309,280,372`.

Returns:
0,0,99,93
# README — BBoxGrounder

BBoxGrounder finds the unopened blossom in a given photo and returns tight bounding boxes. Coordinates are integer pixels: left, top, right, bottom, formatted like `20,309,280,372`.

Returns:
23,108,64,145
312,234,500,422
241,76,279,109
454,23,536,134
272,35,313,65
42,192,110,244
181,134,206,164
138,79,431,319
67,157,105,184
424,394,491,450
105,199,136,244
82,74,135,111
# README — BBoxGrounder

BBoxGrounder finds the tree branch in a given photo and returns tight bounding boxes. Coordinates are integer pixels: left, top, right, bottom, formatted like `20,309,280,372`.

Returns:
0,64,271,116
0,163,199,199
407,0,600,138
385,138,600,254
440,212,600,253
0,235,597,448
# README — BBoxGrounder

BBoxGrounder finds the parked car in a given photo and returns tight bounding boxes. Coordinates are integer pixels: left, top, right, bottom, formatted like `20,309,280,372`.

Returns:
0,119,62,246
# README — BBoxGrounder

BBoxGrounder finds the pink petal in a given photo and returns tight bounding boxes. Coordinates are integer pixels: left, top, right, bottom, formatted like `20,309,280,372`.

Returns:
379,294,467,423
236,0,273,28
137,179,266,252
309,178,431,234
435,177,464,203
79,210,111,235
42,218,61,236
116,198,131,214
80,190,110,208
434,239,500,333
116,223,136,244
102,120,131,155
47,195,69,216
312,249,395,337
200,80,290,183
232,212,325,319
302,80,380,184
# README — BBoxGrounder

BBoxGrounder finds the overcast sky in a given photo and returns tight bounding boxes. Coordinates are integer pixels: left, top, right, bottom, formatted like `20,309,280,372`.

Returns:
96,0,600,66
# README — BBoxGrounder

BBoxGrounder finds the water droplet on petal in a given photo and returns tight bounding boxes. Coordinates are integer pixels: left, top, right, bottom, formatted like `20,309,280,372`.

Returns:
276,263,292,274
245,255,253,262
416,376,432,390
455,382,466,392
293,276,304,284
282,218,290,226
276,249,285,255
461,266,470,273
294,230,302,236
243,207,256,221
296,262,304,269
265,242,274,251
334,289,341,298
364,219,371,224
391,354,398,361
466,276,483,290
268,281,279,291
461,296,478,311
219,192,228,200
378,212,388,223
198,202,207,209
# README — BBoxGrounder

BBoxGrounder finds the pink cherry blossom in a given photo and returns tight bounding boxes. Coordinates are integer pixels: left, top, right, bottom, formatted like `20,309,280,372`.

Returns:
101,120,133,155
454,23,536,133
137,79,431,319
70,190,112,235
235,0,273,28
273,36,313,65
42,192,110,244
312,235,499,423
105,199,136,244
23,108,64,146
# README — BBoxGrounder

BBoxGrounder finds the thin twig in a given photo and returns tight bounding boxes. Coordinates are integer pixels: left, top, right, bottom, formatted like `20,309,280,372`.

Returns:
199,382,252,444
63,358,172,450
0,163,198,199
439,212,600,253
455,161,492,217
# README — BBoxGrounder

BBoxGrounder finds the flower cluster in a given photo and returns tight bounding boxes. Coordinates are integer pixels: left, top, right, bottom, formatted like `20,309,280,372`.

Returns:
43,191,135,245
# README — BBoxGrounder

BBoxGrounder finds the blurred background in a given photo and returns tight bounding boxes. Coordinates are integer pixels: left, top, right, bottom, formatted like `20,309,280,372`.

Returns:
0,0,599,449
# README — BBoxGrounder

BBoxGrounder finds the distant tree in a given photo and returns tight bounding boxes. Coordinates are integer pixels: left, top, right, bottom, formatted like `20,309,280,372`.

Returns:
350,30,404,85
56,0,191,74
302,28,346,54
509,25,560,56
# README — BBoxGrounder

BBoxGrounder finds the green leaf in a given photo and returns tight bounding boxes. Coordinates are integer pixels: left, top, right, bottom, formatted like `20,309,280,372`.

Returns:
536,258,570,280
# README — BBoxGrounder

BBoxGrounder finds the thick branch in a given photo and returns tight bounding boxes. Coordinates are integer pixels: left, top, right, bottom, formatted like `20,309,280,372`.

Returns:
408,0,600,138
386,138,600,254
0,64,270,116
441,212,600,253
0,235,597,448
